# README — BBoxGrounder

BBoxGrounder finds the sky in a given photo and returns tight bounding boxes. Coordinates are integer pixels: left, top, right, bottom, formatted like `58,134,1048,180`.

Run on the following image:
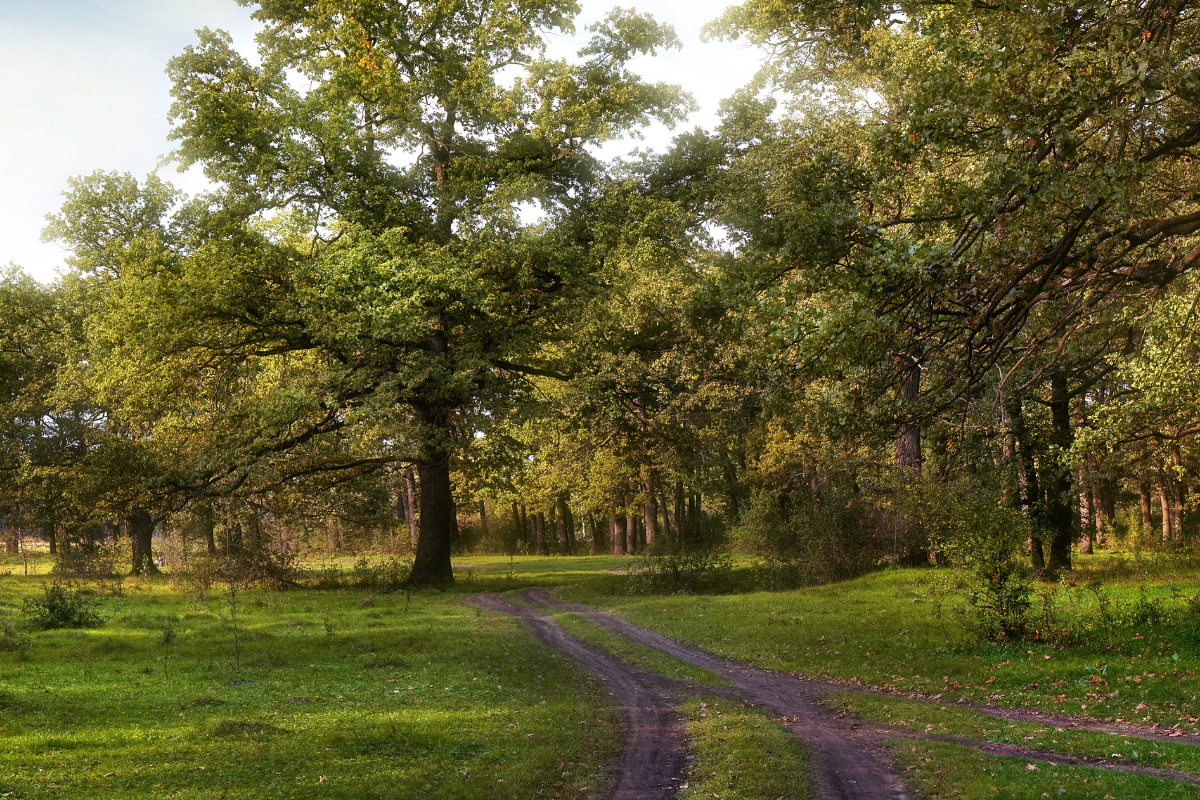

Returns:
0,1,765,282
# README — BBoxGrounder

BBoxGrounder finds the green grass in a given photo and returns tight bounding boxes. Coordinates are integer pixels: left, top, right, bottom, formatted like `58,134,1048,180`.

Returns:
551,611,727,686
834,692,1200,775
0,567,622,799
562,559,1200,729
677,696,810,800
895,739,1200,799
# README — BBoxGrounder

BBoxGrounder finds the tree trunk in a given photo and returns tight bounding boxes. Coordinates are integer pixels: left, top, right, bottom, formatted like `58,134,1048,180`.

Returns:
509,501,522,556
1043,370,1074,576
1091,476,1108,547
129,507,159,576
1140,479,1153,533
479,498,489,541
556,496,570,556
895,354,922,474
1078,465,1094,555
409,458,456,585
47,522,57,555
405,467,419,551
1160,477,1173,542
626,512,638,555
200,504,216,555
588,514,603,554
564,501,576,555
533,512,547,555
611,513,626,555
641,468,658,554
519,504,529,549
1006,394,1043,568
1170,445,1185,539
657,484,672,548
675,481,685,537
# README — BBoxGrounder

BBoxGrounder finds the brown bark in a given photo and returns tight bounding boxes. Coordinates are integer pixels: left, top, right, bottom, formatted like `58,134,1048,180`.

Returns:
533,512,547,555
1140,479,1153,533
895,354,922,474
1043,370,1075,576
641,468,658,554
200,505,216,555
410,459,456,584
611,513,626,556
519,504,529,549
556,497,570,556
129,507,159,576
1078,465,1094,555
405,467,419,551
1160,477,1173,542
626,512,638,555
509,501,522,555
1006,394,1043,568
674,481,685,535
1170,446,1185,539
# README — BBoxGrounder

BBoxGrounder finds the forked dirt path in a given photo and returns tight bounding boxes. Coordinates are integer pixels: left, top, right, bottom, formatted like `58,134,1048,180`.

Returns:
470,593,691,800
512,588,1200,794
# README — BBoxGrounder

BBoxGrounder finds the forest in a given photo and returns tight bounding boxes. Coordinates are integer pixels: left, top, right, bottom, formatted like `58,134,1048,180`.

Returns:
2,1,1200,798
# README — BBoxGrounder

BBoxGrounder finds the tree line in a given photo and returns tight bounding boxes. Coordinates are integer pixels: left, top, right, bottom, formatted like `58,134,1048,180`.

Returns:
1,0,1198,585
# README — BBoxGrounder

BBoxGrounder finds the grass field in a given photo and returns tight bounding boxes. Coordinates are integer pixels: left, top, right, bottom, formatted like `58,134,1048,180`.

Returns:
6,548,1200,799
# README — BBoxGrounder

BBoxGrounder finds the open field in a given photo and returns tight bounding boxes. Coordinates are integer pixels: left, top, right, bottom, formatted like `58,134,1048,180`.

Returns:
5,551,1200,798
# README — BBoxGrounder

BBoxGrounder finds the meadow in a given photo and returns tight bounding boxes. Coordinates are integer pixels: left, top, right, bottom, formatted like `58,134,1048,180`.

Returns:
4,550,1200,798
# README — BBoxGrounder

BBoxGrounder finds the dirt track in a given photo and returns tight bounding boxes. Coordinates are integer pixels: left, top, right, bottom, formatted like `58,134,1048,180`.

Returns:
475,588,1200,798
470,593,691,799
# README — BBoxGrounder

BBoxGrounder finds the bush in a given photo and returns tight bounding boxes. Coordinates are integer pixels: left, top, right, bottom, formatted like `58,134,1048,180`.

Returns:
350,556,411,590
734,490,876,590
625,547,734,595
52,546,119,581
22,581,106,630
931,485,1033,642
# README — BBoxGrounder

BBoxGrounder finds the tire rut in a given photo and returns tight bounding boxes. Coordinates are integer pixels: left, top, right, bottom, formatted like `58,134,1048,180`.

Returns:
470,593,689,800
514,588,909,800
518,588,1200,794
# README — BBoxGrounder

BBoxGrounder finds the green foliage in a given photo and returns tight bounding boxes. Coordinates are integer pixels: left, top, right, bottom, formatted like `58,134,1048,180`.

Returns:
917,481,1033,642
625,547,734,595
735,490,877,590
21,580,105,630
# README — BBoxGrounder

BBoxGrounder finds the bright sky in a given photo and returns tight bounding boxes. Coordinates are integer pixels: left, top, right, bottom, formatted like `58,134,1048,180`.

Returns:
0,1,765,282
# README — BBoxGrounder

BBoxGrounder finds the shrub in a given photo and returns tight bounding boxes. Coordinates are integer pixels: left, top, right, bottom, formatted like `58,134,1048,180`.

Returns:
22,581,106,630
931,485,1033,642
734,490,876,590
625,547,734,595
52,546,118,581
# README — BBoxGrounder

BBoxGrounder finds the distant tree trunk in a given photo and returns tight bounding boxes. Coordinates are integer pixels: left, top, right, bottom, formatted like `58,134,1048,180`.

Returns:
556,496,570,556
509,501,522,556
519,504,529,549
405,467,419,551
1091,473,1110,547
533,512,547,555
611,513,626,555
47,522,57,555
657,483,673,548
895,354,923,474
588,514,604,554
1043,370,1075,576
129,508,159,576
675,481,685,536
641,468,658,554
1140,479,1153,533
1078,465,1094,555
410,456,456,585
200,504,216,555
2,520,17,556
564,500,576,555
626,512,638,555
1006,394,1043,568
1160,476,1173,542
1170,445,1185,539
479,498,489,542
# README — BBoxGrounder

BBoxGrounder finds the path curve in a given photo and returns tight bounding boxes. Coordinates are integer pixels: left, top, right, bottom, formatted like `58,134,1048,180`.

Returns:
515,588,909,800
470,593,689,800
